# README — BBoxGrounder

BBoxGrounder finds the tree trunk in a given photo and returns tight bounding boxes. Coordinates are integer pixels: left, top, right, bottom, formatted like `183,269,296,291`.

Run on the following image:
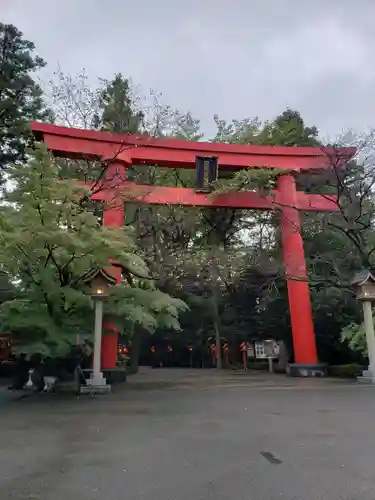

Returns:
214,321,222,369
209,251,222,369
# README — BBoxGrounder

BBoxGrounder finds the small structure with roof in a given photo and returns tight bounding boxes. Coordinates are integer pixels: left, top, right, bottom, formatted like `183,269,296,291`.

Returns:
81,267,118,393
351,270,375,383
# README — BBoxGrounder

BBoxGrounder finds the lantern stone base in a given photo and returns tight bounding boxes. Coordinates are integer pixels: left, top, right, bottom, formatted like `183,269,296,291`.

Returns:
357,369,375,384
80,373,111,394
80,384,111,394
81,368,126,385
287,363,327,377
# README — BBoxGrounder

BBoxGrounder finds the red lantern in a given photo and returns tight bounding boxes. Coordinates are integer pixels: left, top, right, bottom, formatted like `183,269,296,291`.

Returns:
240,342,249,370
240,341,247,352
223,342,229,365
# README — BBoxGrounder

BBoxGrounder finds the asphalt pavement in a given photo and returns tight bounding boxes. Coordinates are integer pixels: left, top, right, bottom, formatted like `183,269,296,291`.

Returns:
1,368,375,499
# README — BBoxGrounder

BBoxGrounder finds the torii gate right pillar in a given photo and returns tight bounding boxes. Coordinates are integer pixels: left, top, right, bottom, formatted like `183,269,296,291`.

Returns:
278,174,325,376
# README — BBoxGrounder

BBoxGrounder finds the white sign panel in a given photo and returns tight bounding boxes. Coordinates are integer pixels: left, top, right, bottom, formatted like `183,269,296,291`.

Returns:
254,342,266,359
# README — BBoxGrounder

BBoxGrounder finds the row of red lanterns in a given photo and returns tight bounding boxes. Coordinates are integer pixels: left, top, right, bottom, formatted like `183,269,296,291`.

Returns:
147,342,250,355
148,342,249,367
120,341,271,371
120,340,276,358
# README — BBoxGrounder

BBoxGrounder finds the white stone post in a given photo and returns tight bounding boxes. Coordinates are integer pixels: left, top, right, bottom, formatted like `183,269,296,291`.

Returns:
92,299,104,383
268,356,274,373
85,298,110,392
362,300,375,378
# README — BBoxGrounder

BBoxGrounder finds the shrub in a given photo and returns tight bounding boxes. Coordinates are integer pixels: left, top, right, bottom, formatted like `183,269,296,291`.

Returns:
328,364,364,378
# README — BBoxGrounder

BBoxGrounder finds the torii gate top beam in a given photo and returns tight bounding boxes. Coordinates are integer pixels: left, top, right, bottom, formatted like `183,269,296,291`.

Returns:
31,122,356,172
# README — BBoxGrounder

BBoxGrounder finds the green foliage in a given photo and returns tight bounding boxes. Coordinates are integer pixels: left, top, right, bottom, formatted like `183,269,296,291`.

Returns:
0,146,187,357
1,294,93,358
212,168,281,196
205,109,317,251
109,285,188,334
257,109,320,146
97,73,144,133
328,364,364,378
169,111,203,141
0,274,16,305
0,23,51,177
341,321,367,355
212,109,320,146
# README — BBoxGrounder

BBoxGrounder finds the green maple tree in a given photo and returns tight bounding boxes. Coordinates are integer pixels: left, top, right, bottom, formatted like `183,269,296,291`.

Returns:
0,146,187,357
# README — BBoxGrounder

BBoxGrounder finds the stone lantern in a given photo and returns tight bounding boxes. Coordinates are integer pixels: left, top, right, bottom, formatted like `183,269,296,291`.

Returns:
351,270,375,382
83,268,117,393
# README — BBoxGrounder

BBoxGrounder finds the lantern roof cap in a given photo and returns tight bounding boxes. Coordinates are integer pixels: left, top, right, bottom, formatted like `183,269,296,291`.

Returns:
82,267,117,285
350,269,375,287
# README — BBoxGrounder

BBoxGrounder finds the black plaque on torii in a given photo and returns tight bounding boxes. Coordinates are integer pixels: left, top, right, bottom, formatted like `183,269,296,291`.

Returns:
195,156,219,193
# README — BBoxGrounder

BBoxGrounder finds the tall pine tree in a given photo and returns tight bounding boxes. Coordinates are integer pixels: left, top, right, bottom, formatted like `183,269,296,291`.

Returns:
97,74,144,133
0,23,50,179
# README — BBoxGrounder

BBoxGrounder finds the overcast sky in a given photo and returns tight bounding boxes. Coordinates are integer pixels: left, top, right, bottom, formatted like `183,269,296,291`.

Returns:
3,0,375,139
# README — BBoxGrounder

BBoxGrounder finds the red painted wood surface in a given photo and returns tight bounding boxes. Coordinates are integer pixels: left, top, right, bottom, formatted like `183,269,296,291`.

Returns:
31,121,355,172
278,174,318,364
86,181,340,212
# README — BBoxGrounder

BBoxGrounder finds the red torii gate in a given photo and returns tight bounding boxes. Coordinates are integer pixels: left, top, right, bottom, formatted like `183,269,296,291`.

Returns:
31,121,355,376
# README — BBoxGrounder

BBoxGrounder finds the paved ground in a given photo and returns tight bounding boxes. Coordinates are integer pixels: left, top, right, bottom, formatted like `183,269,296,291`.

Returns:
1,368,375,499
